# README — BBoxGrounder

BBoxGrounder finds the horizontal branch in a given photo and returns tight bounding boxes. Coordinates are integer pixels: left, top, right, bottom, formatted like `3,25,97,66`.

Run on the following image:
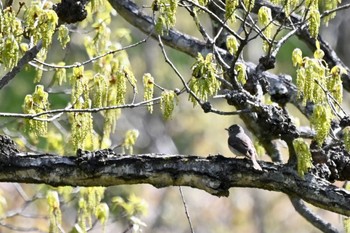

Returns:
33,35,149,69
0,97,161,120
2,151,350,217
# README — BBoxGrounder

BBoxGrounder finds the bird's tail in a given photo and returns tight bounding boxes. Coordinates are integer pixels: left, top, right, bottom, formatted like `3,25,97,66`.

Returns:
251,156,262,171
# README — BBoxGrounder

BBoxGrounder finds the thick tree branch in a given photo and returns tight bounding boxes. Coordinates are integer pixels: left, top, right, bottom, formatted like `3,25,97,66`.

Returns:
1,151,350,217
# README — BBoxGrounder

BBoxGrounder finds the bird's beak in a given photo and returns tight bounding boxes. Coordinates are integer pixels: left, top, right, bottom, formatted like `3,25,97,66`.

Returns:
225,128,228,131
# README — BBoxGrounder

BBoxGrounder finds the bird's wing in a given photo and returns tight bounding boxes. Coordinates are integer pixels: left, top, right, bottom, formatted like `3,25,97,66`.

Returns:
231,133,251,157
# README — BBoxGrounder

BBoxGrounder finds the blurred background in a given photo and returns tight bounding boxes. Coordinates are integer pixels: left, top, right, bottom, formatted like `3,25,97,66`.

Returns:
0,0,349,232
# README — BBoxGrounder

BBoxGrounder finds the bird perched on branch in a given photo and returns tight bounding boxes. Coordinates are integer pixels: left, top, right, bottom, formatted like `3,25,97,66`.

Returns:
226,124,262,171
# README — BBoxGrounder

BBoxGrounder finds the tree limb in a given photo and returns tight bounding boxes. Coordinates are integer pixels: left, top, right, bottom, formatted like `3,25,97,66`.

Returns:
290,197,340,233
1,152,349,217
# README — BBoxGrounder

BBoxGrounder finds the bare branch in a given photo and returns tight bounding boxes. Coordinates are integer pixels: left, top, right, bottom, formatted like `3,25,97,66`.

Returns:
321,3,350,18
33,36,149,70
179,187,195,233
0,97,161,120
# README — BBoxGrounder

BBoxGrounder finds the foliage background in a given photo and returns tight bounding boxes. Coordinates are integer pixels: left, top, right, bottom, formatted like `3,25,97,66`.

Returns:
0,0,349,232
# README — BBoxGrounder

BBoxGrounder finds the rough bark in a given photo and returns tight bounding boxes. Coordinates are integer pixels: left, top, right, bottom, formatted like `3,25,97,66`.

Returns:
1,149,349,217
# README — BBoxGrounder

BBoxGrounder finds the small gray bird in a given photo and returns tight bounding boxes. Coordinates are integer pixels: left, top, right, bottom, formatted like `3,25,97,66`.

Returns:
226,124,262,171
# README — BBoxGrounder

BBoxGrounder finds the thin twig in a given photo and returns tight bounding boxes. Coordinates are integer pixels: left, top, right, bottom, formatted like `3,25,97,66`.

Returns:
0,222,46,233
266,0,306,57
209,108,251,115
0,97,162,120
14,183,29,201
184,4,213,43
2,193,45,220
179,187,195,233
321,3,350,18
270,27,298,58
157,35,202,104
33,36,150,70
184,0,243,41
314,79,347,118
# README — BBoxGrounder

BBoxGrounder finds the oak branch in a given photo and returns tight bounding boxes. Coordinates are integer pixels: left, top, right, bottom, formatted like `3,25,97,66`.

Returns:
1,150,349,217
